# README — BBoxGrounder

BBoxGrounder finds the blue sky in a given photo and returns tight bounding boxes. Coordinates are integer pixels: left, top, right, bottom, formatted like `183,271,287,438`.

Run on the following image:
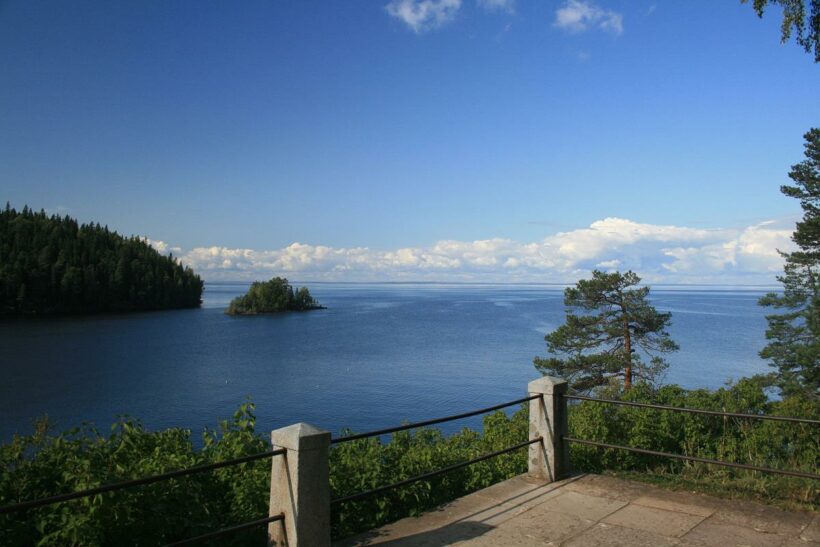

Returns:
1,0,818,283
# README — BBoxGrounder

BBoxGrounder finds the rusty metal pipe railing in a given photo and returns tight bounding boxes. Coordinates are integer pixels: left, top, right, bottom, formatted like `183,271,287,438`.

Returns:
564,394,820,425
332,437,542,505
0,448,287,514
331,395,539,444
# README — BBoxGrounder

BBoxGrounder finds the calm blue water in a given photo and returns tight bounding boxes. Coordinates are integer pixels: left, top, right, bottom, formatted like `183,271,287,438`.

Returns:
0,283,774,443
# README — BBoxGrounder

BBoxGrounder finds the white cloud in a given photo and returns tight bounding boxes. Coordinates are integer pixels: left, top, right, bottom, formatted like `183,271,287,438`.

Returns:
478,0,514,14
661,222,791,276
143,238,182,256
155,217,795,285
596,259,621,269
144,238,169,254
385,0,461,33
554,0,623,35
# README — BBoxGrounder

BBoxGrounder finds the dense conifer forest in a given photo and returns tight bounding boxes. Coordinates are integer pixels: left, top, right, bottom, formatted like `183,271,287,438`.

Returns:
0,205,203,315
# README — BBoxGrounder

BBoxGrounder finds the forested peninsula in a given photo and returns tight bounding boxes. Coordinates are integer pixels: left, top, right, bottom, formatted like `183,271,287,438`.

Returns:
227,277,324,315
0,205,203,315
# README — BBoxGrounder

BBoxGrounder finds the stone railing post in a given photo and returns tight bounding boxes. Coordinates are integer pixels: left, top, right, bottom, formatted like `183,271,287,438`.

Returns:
268,423,331,547
527,376,569,482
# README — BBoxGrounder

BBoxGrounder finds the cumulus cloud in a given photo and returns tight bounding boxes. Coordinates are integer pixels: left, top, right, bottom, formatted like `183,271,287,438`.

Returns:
596,259,621,269
478,0,514,14
152,217,795,285
144,238,169,254
385,0,461,33
554,0,624,35
661,222,789,277
143,238,182,255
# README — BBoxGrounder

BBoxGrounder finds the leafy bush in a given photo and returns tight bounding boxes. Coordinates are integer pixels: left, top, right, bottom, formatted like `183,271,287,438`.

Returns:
329,407,528,538
568,378,819,506
0,404,527,545
0,403,270,546
2,380,816,545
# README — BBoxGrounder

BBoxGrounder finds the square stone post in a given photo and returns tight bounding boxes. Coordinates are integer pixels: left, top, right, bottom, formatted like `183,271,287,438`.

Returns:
528,376,569,482
268,423,331,547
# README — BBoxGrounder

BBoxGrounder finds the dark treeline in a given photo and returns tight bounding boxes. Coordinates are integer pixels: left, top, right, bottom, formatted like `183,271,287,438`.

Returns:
0,205,203,315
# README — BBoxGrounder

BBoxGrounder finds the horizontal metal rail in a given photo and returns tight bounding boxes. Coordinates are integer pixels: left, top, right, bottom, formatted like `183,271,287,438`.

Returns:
164,512,285,546
331,437,541,505
564,395,820,425
564,436,820,480
0,448,287,514
332,395,539,444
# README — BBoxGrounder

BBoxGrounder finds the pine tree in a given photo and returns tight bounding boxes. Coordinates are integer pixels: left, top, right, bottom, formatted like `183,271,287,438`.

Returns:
0,206,203,315
534,270,679,392
742,0,820,62
759,128,820,400
226,277,322,315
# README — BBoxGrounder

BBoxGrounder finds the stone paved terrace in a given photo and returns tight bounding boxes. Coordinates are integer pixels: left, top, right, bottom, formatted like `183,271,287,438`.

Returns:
336,474,819,546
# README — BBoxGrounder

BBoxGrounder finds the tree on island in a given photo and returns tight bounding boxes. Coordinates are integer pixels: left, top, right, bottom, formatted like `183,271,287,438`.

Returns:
759,128,820,400
742,0,820,62
0,204,203,315
534,270,679,392
226,277,323,315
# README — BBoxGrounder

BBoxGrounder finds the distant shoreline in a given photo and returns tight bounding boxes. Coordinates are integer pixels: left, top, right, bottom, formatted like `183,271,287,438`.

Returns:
202,280,780,291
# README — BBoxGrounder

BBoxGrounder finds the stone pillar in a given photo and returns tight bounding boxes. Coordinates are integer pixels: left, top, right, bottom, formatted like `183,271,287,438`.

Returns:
268,423,331,547
528,376,569,482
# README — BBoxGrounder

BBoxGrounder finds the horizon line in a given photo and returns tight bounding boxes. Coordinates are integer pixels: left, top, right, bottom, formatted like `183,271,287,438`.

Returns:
202,280,781,289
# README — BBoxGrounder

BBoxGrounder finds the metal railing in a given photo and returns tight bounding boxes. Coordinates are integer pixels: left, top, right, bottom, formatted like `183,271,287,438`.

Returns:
332,438,541,505
562,394,820,481
0,448,288,545
1,393,538,544
331,394,539,504
332,394,538,444
165,513,285,546
14,383,812,545
564,394,820,425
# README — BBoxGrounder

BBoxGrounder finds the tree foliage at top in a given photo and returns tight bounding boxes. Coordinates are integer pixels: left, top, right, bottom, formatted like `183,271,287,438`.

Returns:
759,128,820,400
226,277,323,315
0,205,203,315
742,0,820,61
534,270,679,392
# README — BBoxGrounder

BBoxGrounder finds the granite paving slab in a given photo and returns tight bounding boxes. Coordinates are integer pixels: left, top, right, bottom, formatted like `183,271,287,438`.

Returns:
335,473,818,546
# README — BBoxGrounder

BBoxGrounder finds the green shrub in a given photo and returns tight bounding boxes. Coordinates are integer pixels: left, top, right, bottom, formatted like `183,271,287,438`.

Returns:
2,380,816,545
568,378,819,506
0,403,270,546
329,407,528,538
0,405,528,545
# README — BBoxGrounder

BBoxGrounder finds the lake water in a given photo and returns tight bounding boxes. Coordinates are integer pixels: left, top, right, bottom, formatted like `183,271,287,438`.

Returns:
0,283,775,443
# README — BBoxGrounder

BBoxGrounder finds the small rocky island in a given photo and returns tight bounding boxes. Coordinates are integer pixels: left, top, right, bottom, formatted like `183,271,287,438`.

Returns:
226,277,325,315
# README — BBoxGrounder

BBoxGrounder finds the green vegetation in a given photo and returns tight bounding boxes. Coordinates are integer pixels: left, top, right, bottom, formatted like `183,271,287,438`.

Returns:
226,277,323,315
742,0,820,62
534,270,679,391
0,205,203,315
330,409,527,538
568,379,818,508
0,404,528,545
2,131,819,545
0,404,270,546
759,128,820,401
2,382,816,546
